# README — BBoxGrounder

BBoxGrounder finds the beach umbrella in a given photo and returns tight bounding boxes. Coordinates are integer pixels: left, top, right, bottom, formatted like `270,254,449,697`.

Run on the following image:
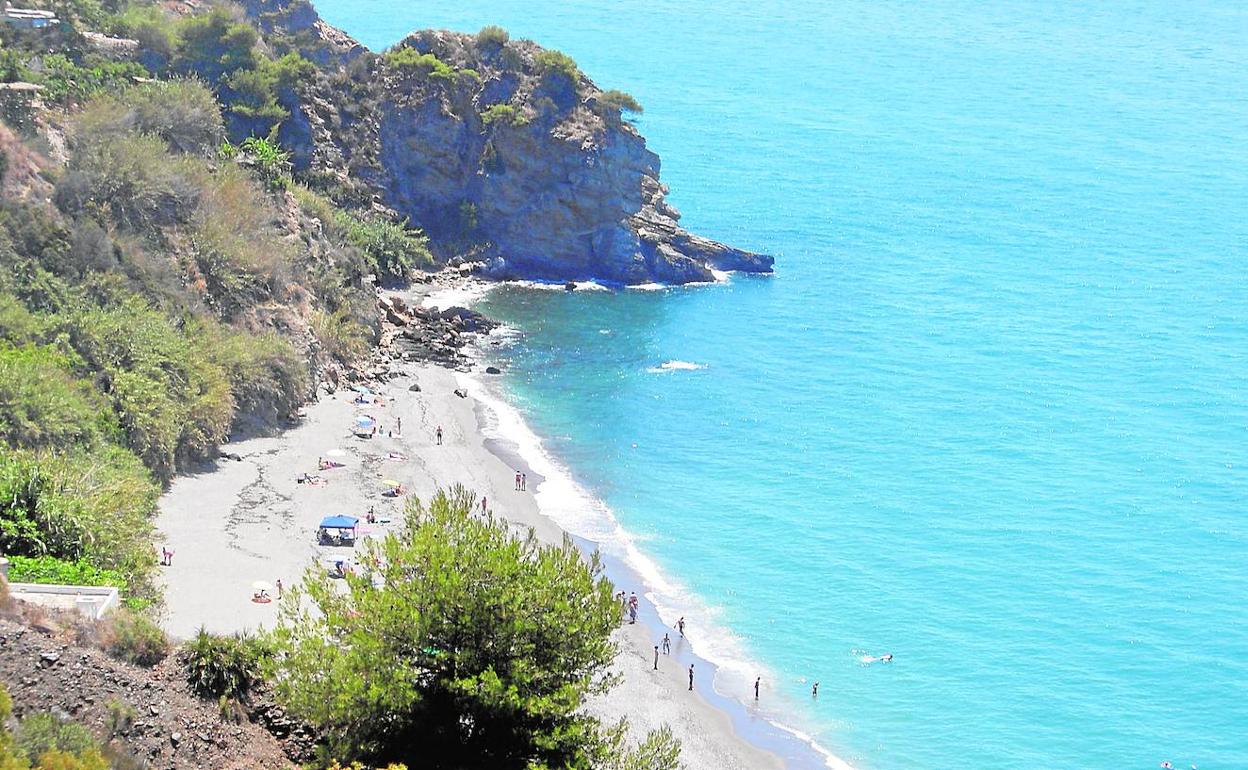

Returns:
350,385,373,394
382,479,402,487
252,580,274,593
355,415,376,427
325,448,347,458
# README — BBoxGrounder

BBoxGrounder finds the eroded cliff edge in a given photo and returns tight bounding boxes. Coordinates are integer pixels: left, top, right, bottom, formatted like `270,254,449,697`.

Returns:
246,0,773,285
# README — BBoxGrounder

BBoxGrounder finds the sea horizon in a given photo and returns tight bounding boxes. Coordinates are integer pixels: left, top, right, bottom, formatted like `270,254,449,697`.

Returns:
319,1,1247,768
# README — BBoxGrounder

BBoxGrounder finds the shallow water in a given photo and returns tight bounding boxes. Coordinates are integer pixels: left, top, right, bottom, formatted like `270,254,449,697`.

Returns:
314,1,1248,767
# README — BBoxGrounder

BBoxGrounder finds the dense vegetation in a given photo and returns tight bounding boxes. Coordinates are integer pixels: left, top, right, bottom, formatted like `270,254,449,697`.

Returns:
0,0,438,607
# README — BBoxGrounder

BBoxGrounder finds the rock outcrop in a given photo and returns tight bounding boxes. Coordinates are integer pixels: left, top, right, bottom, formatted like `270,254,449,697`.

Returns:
0,616,298,769
243,2,772,285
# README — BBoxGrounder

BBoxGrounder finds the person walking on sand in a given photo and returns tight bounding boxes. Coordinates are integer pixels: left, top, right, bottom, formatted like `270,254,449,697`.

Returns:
688,664,694,691
654,646,659,670
629,603,637,624
676,616,686,637
275,579,283,599
436,425,443,445
521,472,527,491
754,677,760,700
662,633,671,654
515,471,522,491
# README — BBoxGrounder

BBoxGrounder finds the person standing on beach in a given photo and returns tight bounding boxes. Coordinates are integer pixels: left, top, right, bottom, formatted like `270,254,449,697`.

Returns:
275,579,283,599
436,426,443,445
396,417,402,436
688,664,694,691
481,496,488,514
654,646,659,670
521,472,527,491
676,616,686,637
754,677,760,700
812,682,819,697
515,471,522,490
662,633,671,654
629,603,637,624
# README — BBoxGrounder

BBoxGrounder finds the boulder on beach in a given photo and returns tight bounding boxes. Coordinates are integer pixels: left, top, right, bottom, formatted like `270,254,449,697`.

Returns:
485,366,502,375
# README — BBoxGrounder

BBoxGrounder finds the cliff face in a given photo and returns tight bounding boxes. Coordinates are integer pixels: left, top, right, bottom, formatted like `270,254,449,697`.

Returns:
248,5,772,285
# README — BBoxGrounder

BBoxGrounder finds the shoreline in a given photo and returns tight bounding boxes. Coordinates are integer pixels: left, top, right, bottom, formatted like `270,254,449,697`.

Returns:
153,274,839,770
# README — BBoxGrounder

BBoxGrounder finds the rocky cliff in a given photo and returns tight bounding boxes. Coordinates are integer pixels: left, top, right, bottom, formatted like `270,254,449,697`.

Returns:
247,2,772,285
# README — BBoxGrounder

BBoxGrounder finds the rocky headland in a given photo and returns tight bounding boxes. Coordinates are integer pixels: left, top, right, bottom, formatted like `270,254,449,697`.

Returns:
244,0,773,285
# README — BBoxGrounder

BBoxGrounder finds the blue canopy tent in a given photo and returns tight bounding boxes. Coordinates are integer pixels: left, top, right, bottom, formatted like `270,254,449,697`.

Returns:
320,515,359,528
318,515,359,546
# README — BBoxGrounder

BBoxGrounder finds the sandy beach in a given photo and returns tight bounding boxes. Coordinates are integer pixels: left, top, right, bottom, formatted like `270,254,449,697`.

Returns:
154,296,787,769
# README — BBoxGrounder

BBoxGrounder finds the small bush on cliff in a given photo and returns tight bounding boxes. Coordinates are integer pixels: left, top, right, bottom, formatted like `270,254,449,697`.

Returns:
174,7,260,83
534,49,580,83
595,89,644,118
475,25,509,48
480,103,529,128
383,48,455,82
184,628,272,700
105,3,181,61
103,608,169,667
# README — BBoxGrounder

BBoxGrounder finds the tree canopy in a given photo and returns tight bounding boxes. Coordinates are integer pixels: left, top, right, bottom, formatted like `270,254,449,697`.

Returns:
272,486,680,770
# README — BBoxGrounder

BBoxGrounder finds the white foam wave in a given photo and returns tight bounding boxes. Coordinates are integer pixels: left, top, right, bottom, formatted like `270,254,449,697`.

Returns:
628,282,667,292
646,360,708,373
421,280,492,310
457,372,853,770
506,279,611,292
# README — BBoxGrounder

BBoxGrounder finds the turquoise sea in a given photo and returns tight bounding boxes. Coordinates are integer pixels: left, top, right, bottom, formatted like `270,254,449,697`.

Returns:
314,1,1248,768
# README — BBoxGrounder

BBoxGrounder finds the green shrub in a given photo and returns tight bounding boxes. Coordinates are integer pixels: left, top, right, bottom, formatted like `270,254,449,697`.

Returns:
5,555,127,589
480,103,528,128
534,49,579,82
173,8,260,83
106,3,181,60
222,54,312,124
235,135,291,189
15,713,99,759
475,25,509,48
596,89,643,117
335,212,431,280
184,628,271,699
383,48,456,82
104,608,169,667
